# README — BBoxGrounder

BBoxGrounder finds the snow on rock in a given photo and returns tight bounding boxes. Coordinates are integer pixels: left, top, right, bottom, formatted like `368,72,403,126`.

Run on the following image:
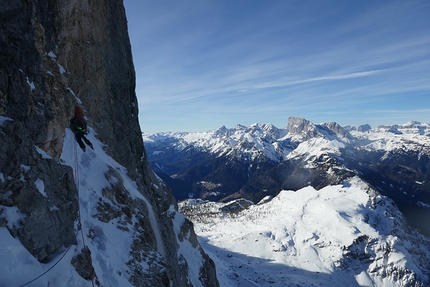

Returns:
0,127,217,287
179,176,430,287
169,205,204,287
0,116,12,126
35,146,52,159
34,178,47,197
351,121,430,154
144,118,430,213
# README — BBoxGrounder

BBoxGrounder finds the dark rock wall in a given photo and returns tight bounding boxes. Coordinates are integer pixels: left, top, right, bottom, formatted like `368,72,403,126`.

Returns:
1,0,79,261
57,0,143,177
0,1,219,286
1,0,76,159
0,0,141,169
0,119,78,261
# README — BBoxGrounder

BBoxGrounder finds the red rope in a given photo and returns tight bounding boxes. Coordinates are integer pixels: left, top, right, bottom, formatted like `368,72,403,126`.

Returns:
74,139,95,287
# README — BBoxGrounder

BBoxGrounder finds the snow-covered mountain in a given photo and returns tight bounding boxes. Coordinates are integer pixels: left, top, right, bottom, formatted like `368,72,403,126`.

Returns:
143,118,430,166
179,177,430,287
0,124,216,286
143,117,430,236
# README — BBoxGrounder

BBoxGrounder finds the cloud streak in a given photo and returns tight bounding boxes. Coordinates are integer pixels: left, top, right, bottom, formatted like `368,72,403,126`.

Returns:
125,0,430,133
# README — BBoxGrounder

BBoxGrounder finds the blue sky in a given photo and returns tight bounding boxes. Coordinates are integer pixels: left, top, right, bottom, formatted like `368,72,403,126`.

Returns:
123,0,430,133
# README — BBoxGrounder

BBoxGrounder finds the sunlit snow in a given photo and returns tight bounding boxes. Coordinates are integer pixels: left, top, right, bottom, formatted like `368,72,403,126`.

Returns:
180,176,429,287
0,128,206,286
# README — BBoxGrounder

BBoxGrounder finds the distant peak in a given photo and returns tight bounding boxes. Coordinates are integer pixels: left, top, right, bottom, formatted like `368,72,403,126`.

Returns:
357,124,372,132
287,117,314,133
322,122,353,139
216,125,228,132
234,124,246,130
402,120,423,127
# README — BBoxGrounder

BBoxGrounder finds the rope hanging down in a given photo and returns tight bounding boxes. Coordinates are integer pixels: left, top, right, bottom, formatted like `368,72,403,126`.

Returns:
16,135,95,287
17,231,79,287
73,139,96,287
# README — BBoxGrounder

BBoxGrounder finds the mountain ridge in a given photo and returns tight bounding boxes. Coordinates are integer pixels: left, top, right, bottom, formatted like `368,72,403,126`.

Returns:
143,117,430,236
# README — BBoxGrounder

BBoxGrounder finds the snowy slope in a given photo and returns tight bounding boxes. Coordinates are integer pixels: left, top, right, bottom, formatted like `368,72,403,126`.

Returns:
0,128,211,287
179,177,430,287
351,121,430,155
2,129,134,286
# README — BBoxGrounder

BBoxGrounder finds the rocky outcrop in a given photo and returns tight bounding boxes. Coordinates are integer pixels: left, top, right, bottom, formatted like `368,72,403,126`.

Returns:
287,117,353,141
287,117,319,140
1,0,219,286
336,196,430,287
358,124,372,132
71,247,96,281
322,121,354,140
0,118,78,261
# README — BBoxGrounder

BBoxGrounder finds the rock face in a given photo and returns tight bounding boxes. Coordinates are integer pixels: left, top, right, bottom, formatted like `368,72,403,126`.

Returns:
0,1,219,286
287,116,319,140
0,118,78,261
57,0,143,177
358,124,372,132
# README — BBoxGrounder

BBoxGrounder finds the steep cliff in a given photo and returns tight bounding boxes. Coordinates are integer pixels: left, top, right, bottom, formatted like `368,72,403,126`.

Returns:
0,1,218,286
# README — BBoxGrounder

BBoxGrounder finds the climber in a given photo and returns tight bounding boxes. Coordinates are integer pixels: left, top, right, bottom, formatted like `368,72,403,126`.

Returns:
70,105,94,152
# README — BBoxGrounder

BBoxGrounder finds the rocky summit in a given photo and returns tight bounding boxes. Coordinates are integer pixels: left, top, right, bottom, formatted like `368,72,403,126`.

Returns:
0,1,218,286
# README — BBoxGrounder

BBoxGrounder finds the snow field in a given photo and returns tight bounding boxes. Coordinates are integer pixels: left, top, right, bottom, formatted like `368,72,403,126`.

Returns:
184,176,422,287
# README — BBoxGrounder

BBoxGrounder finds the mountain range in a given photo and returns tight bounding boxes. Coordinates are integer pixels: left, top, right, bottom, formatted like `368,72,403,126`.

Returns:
143,117,430,237
7,0,430,285
2,0,428,284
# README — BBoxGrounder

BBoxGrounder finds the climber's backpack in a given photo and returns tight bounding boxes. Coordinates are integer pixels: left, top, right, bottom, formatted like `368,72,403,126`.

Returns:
70,117,87,134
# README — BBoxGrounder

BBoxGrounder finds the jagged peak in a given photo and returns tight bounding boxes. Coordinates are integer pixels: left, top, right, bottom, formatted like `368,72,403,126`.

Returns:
320,121,354,140
245,123,280,136
373,121,430,137
214,125,229,136
234,124,247,130
287,117,315,133
285,117,355,142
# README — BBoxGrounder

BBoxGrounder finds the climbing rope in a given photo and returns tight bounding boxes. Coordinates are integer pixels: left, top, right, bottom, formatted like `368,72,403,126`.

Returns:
17,230,80,287
73,138,96,287
17,137,95,287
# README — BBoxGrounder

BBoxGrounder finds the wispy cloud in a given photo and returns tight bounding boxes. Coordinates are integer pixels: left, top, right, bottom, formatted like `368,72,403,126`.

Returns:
125,0,430,132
